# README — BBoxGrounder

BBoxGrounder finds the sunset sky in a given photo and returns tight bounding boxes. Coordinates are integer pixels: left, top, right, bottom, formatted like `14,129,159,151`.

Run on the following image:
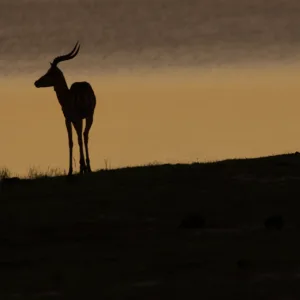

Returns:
1,0,300,176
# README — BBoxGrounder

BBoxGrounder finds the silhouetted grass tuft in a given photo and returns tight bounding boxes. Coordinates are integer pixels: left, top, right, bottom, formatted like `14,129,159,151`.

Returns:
0,167,11,179
0,166,68,181
27,166,66,179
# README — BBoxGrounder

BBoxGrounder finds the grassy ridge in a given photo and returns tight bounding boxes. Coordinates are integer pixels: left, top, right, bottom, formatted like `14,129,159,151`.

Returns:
1,153,300,298
2,152,300,228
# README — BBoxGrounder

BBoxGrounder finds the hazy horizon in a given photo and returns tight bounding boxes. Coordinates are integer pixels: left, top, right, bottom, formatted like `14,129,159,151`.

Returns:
1,0,300,176
1,0,300,75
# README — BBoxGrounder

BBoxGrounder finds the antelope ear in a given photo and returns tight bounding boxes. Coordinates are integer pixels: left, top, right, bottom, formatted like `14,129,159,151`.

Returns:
49,62,53,66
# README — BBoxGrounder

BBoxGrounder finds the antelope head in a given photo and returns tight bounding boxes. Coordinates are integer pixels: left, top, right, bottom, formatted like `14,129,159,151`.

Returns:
34,41,80,88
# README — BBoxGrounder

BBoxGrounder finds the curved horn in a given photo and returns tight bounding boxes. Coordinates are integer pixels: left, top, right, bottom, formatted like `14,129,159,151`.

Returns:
52,41,80,66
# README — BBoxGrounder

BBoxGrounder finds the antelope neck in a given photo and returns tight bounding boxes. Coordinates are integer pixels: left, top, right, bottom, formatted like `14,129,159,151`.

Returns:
54,79,70,107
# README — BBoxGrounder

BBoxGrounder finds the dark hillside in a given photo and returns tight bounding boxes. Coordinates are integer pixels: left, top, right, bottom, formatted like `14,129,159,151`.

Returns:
0,153,300,299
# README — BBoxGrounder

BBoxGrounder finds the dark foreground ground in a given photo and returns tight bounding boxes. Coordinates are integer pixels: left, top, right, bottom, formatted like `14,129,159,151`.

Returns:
1,153,300,299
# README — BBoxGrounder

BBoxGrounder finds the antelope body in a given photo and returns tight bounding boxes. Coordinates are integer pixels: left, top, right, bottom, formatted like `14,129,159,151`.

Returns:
34,42,96,176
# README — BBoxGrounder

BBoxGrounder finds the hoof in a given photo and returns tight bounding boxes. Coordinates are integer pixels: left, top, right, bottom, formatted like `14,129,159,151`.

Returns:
85,164,92,173
80,166,92,174
67,168,73,177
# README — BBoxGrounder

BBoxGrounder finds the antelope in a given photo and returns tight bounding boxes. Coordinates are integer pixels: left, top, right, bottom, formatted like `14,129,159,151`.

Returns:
34,42,96,176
